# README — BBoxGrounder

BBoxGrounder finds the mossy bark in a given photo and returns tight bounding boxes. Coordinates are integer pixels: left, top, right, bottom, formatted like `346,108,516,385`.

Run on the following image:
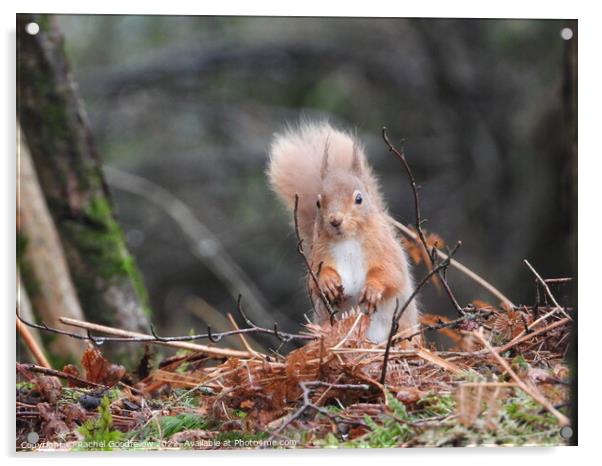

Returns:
17,14,150,333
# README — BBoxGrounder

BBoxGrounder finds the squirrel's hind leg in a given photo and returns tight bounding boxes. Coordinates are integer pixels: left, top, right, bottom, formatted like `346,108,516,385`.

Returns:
365,297,420,345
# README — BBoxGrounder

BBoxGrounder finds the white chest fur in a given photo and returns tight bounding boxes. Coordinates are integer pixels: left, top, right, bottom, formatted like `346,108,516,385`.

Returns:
331,239,366,301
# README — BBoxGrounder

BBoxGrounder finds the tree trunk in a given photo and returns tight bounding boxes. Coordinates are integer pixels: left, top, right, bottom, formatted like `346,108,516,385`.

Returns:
17,14,150,333
17,127,86,361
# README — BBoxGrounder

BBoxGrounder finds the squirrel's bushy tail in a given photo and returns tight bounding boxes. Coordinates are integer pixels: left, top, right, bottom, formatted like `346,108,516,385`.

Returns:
268,121,381,246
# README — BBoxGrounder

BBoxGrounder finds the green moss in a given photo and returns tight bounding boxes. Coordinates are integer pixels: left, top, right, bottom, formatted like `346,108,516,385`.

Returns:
313,390,566,448
35,14,52,33
135,413,210,441
416,393,456,417
215,430,269,444
62,196,151,321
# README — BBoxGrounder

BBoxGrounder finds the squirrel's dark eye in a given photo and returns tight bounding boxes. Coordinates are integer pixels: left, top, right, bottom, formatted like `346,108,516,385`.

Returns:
316,198,321,208
355,192,363,205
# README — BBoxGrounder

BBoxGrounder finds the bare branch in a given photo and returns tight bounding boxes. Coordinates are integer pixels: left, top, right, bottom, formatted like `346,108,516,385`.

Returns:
293,194,337,324
382,127,465,316
524,259,572,320
380,241,461,384
17,363,108,389
16,296,314,359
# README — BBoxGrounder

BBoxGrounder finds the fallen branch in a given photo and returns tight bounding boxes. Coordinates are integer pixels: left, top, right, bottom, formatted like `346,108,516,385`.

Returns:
17,296,313,351
17,363,108,389
59,317,254,359
496,317,571,354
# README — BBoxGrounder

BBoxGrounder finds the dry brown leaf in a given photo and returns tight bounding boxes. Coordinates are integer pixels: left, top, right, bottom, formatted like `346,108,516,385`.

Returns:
492,309,531,341
59,403,87,428
61,364,87,388
38,402,69,439
403,229,445,266
34,375,62,403
81,346,126,386
395,387,423,404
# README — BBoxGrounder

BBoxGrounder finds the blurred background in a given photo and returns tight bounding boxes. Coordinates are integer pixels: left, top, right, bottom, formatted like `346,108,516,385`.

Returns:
50,15,577,351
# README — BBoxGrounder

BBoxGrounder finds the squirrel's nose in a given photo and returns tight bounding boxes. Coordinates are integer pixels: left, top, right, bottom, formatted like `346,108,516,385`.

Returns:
329,214,343,228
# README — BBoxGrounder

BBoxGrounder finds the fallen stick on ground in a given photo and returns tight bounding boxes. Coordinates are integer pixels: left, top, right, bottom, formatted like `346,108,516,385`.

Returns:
59,317,254,359
17,363,108,389
496,317,571,354
414,348,463,375
226,312,264,359
473,328,570,427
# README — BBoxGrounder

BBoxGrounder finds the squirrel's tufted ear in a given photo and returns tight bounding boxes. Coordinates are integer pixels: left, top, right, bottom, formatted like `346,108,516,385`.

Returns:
351,139,362,175
320,136,331,179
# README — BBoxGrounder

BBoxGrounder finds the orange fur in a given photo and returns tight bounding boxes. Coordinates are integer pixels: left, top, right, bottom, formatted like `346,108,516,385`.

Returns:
268,121,419,343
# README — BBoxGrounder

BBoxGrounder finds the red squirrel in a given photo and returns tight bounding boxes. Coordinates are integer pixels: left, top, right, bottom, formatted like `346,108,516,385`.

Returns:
267,121,419,343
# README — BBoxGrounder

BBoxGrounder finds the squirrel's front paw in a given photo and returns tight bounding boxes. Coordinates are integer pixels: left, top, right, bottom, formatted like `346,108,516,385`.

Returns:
317,267,344,304
360,282,385,313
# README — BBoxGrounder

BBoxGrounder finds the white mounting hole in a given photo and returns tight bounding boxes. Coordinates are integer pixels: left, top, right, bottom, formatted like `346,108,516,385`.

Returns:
25,22,40,35
560,27,573,41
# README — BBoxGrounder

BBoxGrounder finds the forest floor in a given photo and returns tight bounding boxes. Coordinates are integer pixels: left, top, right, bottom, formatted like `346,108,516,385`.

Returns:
16,301,573,451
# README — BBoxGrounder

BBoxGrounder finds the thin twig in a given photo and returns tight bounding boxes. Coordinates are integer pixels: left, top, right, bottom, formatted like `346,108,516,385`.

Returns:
17,363,108,389
226,312,262,359
16,299,314,352
496,317,571,354
544,277,573,284
390,218,515,307
59,317,254,359
382,127,464,316
266,381,370,443
380,241,461,384
16,319,51,369
332,313,364,350
524,260,572,320
235,295,314,342
473,328,570,426
293,194,337,323
393,308,494,345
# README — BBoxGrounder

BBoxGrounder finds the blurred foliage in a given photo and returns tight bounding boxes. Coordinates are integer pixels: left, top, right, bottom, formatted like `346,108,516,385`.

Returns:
55,16,576,350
